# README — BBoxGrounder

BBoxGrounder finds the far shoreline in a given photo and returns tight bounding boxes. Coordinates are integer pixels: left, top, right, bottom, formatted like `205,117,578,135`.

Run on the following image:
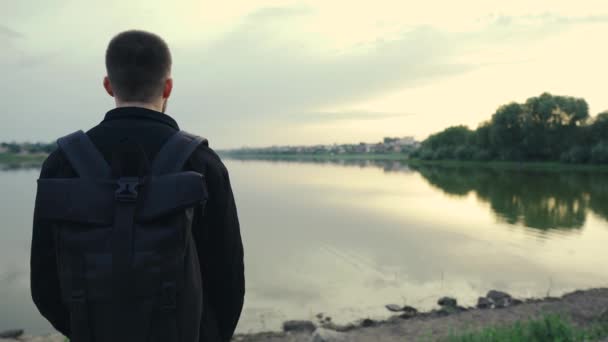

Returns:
4,151,608,172
221,152,608,171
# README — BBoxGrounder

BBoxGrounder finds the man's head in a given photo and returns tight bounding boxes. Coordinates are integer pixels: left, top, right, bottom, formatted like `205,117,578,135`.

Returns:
104,30,173,111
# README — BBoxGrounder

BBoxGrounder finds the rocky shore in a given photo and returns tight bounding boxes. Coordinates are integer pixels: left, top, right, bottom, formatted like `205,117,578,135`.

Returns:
3,288,607,342
233,288,608,341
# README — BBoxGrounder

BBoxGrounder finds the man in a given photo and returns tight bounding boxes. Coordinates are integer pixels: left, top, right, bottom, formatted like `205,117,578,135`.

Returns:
30,30,245,341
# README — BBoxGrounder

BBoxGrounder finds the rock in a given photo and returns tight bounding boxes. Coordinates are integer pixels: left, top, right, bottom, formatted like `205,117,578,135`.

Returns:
0,329,23,338
385,304,404,312
282,320,316,333
316,313,324,320
400,312,417,319
311,328,349,342
330,323,357,332
438,297,458,308
435,308,451,316
400,306,418,319
494,297,512,308
487,290,513,308
437,305,465,316
403,306,418,314
487,290,511,301
477,297,492,309
360,318,376,327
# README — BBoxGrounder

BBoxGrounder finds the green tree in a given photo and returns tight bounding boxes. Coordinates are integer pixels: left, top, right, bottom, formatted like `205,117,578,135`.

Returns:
489,102,526,160
522,93,589,160
590,112,608,144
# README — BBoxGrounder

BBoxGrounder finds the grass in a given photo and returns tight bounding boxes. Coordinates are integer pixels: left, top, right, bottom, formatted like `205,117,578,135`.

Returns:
445,315,608,342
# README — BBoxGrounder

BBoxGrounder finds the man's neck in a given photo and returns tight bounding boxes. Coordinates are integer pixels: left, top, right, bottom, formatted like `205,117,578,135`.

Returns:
116,101,164,113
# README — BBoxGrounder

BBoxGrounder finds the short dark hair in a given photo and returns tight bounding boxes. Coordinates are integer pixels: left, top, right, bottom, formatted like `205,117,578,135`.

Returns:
105,30,172,102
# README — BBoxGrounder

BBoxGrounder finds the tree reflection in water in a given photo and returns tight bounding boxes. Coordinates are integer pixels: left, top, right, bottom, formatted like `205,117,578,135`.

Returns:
226,155,608,231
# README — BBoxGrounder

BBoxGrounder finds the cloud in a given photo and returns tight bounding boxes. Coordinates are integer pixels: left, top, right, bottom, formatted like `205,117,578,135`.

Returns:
0,24,23,39
176,10,472,123
464,13,608,46
0,25,24,66
295,110,416,122
184,9,608,121
0,26,54,68
245,5,315,20
172,9,608,137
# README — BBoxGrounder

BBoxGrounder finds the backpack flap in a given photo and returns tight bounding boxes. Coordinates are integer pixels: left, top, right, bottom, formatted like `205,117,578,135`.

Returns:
36,178,115,225
138,171,207,221
36,171,207,224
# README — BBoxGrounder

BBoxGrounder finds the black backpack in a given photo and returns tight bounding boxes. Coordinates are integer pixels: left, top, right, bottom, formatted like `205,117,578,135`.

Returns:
35,130,208,342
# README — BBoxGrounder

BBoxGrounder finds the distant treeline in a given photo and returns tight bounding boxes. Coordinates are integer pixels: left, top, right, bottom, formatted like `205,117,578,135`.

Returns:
411,93,608,164
0,142,56,154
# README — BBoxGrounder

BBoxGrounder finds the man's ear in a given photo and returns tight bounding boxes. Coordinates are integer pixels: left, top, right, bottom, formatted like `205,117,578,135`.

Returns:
103,76,114,97
163,78,173,99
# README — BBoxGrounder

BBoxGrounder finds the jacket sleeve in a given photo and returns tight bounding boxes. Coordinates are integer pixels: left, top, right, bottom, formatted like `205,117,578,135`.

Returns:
30,154,71,336
191,151,245,342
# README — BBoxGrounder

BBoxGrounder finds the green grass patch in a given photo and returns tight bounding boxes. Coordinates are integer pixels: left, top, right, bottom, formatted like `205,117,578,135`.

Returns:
445,315,608,342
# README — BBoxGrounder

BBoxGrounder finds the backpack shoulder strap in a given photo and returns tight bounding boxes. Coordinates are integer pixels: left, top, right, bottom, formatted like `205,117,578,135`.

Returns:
149,131,208,176
57,130,112,178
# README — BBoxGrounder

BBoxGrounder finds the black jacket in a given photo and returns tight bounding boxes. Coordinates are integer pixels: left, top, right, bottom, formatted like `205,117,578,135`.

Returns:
30,107,245,341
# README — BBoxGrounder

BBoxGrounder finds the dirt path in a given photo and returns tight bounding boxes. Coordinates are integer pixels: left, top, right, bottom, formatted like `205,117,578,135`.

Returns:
233,288,608,342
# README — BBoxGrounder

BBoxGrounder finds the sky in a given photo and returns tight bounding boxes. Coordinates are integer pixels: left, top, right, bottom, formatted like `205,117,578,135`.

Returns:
2,0,608,148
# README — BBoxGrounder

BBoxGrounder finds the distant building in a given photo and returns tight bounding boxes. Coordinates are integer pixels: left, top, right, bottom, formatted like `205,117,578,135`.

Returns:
396,137,417,146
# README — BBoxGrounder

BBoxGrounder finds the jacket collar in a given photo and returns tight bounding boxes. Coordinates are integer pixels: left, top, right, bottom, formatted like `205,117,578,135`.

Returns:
102,107,179,130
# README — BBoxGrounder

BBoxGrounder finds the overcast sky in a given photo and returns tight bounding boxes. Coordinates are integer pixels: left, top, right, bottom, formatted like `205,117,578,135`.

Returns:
2,0,608,148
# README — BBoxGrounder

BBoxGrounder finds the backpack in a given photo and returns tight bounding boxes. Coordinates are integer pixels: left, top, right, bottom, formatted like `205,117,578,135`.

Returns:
35,130,208,342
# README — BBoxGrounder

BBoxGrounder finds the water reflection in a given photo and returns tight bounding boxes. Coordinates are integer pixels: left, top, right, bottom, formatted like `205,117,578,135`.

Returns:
223,156,413,173
410,164,608,231
225,156,608,231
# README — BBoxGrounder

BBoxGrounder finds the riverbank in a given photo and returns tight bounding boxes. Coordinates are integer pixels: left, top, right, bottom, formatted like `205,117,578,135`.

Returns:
2,288,607,341
232,288,608,342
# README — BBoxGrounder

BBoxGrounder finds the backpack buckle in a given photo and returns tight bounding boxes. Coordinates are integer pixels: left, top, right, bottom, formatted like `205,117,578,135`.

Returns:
115,178,140,202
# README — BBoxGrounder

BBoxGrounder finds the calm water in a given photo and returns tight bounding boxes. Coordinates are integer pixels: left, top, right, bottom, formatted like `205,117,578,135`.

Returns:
1,160,608,334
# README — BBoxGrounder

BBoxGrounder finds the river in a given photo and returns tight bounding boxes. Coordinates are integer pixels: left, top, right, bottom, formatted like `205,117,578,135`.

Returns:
1,159,607,334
